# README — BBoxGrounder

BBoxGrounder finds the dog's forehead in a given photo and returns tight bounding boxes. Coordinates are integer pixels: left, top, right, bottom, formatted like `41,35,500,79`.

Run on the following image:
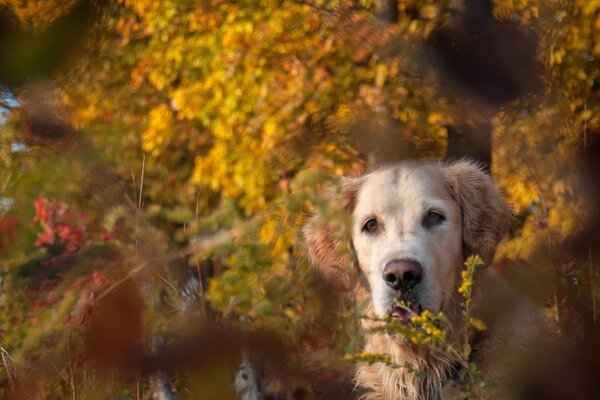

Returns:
355,164,450,213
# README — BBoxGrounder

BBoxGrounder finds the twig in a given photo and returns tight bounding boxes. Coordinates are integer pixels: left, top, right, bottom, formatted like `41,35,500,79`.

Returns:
583,102,587,147
527,163,561,326
68,332,77,400
154,271,179,294
194,196,206,315
94,261,150,304
1,347,16,389
131,170,137,207
44,346,71,385
590,247,596,323
138,154,146,211
136,372,142,400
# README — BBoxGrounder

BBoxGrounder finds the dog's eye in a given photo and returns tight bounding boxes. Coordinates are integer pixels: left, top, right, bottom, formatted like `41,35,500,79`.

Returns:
362,218,379,234
423,210,445,228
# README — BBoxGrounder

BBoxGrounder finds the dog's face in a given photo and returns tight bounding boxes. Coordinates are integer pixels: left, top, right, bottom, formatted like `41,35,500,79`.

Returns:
350,164,463,319
305,160,512,323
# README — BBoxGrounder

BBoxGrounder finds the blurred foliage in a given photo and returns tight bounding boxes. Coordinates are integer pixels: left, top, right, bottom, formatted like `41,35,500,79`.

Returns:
0,0,599,398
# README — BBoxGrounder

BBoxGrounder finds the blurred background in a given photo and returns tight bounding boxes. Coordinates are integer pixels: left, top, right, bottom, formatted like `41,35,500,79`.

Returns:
0,0,599,399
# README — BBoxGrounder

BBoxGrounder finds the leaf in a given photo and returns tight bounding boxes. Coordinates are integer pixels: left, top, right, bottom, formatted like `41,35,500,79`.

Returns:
463,343,471,358
469,317,487,331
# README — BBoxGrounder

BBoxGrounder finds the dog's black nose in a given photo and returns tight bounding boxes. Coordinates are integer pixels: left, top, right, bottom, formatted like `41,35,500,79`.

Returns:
383,259,423,290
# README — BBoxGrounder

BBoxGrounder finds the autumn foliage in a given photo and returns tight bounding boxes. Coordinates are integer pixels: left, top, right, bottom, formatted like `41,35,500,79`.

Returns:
1,0,600,399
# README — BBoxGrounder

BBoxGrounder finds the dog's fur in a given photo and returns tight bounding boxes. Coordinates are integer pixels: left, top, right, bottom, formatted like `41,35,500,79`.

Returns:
304,160,553,399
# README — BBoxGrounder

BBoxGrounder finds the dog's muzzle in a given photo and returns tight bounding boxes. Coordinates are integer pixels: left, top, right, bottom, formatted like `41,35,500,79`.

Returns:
383,259,423,321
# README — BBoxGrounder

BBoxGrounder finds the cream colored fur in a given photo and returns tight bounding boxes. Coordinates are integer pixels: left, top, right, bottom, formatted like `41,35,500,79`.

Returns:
304,160,553,400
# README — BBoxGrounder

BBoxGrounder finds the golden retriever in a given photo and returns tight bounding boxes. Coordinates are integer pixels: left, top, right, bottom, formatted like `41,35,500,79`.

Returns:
304,160,553,399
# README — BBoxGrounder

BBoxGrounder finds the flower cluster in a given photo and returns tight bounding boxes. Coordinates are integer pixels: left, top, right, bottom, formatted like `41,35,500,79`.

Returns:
458,255,484,298
406,310,448,346
372,309,450,348
33,197,87,253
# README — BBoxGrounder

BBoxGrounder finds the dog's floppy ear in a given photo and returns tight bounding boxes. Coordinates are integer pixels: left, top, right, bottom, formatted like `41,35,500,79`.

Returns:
303,177,363,292
444,160,513,265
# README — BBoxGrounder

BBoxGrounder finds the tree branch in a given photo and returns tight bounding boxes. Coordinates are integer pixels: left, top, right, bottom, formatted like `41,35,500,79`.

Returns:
375,0,398,24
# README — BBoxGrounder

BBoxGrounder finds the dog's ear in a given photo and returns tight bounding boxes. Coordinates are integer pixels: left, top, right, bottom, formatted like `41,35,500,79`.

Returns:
444,160,513,265
341,176,362,212
303,177,363,292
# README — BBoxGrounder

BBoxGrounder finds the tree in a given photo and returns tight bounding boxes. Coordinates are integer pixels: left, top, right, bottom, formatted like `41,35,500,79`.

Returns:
1,0,599,398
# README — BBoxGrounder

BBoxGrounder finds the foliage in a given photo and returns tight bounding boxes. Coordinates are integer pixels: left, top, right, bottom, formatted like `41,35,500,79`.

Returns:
0,0,599,398
491,0,600,327
32,197,88,252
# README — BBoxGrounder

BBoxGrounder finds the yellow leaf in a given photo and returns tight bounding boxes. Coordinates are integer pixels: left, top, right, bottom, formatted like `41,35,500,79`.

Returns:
469,317,487,331
374,64,387,88
427,112,443,124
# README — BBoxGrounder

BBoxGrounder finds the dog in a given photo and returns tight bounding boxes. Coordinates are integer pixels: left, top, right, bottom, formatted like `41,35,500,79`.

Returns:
304,160,554,399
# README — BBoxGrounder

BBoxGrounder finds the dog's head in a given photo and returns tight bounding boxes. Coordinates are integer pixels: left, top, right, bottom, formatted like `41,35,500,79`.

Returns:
304,160,512,321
